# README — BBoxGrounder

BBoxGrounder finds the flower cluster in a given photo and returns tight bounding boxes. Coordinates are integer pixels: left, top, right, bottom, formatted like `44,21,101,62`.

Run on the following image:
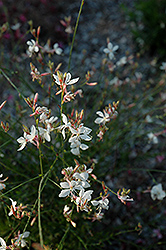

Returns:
17,94,58,151
42,39,63,55
60,16,73,34
59,161,109,218
57,113,92,155
59,162,93,200
8,198,32,220
95,102,119,140
53,71,82,104
0,231,30,250
63,205,76,227
26,26,63,58
30,63,42,82
17,91,91,156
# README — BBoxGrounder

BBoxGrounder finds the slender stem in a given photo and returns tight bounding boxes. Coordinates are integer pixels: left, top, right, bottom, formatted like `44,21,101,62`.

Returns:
60,89,64,118
60,89,65,168
38,174,48,246
38,145,43,176
38,176,44,247
0,175,40,198
37,157,58,247
68,0,84,71
57,225,70,250
0,68,26,101
34,117,43,176
95,179,117,196
70,229,88,250
48,178,61,189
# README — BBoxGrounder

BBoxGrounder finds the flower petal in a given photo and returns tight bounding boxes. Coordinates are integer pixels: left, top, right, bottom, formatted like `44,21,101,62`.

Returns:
59,189,70,197
80,144,89,150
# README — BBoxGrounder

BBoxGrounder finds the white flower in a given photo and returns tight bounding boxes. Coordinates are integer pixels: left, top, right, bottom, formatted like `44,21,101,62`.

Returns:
59,180,81,198
0,237,6,250
69,124,92,142
27,39,39,57
108,107,118,119
30,106,49,117
11,23,21,30
8,198,17,216
69,139,89,155
63,91,76,103
45,116,58,132
61,166,74,176
53,43,63,55
35,106,49,115
53,72,79,87
103,42,119,60
76,189,93,212
17,125,37,151
70,140,81,155
118,194,134,204
145,115,153,123
68,124,92,155
147,132,158,144
56,113,71,139
116,56,127,66
109,76,122,86
14,231,30,247
151,183,166,201
26,125,37,142
160,62,166,72
91,198,109,210
135,72,143,80
38,127,51,142
73,172,90,189
94,111,110,125
95,107,117,125
92,212,104,221
63,205,70,213
39,113,49,123
17,132,28,151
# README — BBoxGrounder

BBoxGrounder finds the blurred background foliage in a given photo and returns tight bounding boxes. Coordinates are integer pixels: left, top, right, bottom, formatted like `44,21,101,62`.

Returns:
123,0,166,59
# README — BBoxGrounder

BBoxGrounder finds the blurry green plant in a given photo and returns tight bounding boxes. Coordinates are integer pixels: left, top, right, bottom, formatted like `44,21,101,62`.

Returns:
123,0,166,58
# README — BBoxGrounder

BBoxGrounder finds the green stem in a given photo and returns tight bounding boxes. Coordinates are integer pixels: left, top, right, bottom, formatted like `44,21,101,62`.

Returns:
38,145,43,176
37,157,58,247
0,68,26,101
57,225,70,250
34,117,43,176
38,176,44,247
95,179,117,196
60,90,65,168
70,229,88,250
0,175,40,198
48,178,61,189
68,0,84,71
24,159,57,235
